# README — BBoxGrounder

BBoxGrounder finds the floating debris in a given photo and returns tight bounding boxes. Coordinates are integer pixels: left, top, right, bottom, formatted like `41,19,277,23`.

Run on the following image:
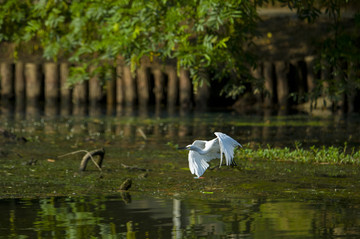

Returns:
121,163,150,172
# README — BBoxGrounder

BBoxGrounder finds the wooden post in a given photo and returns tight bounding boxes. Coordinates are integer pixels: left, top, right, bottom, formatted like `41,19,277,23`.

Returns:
179,68,192,110
15,62,25,101
250,64,262,103
106,68,116,115
60,62,71,115
44,62,59,103
347,62,356,112
320,58,330,108
275,61,289,109
195,74,209,110
123,65,136,107
152,68,164,107
0,62,14,100
304,56,316,92
72,81,87,105
89,65,102,106
263,61,274,107
25,63,41,104
116,65,124,107
14,61,25,113
166,66,178,110
291,60,306,97
136,66,149,107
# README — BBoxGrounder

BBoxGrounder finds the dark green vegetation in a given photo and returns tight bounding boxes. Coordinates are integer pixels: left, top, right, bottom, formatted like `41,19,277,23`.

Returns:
0,0,359,99
1,114,360,201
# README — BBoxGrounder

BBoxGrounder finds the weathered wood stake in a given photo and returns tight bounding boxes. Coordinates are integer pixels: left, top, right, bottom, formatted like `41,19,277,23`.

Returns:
89,65,102,106
166,66,178,109
25,63,41,104
60,62,71,115
136,66,149,107
0,62,14,100
15,62,25,102
263,61,274,107
116,65,124,106
106,68,116,113
72,81,87,105
250,64,263,104
152,68,164,107
44,62,59,102
275,61,289,109
179,68,192,110
304,56,316,92
195,74,209,110
123,65,136,107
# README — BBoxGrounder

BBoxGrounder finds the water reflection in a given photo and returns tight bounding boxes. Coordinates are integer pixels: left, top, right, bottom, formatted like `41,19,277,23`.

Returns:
1,103,360,148
1,196,360,238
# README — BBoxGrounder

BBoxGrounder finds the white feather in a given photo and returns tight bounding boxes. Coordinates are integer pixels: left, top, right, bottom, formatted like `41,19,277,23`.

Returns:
186,132,242,177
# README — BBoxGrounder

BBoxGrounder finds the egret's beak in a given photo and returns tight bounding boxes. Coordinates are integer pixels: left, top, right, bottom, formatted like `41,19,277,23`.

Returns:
177,146,188,150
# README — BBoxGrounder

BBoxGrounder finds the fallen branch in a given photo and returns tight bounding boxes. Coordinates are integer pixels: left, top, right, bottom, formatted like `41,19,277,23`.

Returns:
58,148,105,172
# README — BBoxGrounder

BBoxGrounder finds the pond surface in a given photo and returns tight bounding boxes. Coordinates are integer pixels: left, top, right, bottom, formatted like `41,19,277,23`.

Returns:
1,108,360,238
1,195,360,238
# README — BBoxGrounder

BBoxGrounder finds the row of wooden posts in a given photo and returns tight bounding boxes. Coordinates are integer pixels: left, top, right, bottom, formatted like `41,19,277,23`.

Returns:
0,62,202,112
0,56,354,114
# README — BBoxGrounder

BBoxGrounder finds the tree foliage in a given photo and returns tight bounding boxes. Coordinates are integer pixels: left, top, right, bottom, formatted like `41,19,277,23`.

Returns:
0,0,359,100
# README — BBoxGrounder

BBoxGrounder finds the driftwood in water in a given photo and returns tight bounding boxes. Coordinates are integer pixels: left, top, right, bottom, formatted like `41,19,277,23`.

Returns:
58,148,105,171
79,148,105,171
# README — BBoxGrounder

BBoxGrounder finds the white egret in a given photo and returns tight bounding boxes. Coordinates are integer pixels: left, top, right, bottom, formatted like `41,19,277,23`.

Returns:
179,132,242,178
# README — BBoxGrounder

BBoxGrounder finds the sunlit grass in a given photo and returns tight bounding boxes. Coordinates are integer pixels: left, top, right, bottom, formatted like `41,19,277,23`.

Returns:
237,142,360,165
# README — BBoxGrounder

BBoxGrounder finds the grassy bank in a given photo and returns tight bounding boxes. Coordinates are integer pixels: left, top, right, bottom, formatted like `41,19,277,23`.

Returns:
237,143,360,165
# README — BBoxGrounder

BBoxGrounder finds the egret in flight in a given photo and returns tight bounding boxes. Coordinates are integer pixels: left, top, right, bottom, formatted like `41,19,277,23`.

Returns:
179,132,242,178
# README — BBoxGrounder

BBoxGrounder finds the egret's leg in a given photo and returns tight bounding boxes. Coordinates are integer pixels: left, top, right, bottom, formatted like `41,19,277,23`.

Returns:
194,176,204,179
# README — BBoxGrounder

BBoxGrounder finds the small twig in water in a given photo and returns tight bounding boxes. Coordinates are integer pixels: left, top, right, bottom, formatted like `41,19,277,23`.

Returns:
121,163,150,172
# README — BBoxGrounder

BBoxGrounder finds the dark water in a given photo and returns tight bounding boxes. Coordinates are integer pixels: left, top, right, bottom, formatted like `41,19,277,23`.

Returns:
1,195,360,238
1,107,360,148
1,108,360,238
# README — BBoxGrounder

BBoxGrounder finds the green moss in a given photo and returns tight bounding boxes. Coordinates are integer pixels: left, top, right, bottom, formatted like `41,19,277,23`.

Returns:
1,114,360,201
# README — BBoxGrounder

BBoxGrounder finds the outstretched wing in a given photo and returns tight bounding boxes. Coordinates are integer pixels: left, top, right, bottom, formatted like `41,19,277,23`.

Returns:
188,150,209,178
214,132,242,166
